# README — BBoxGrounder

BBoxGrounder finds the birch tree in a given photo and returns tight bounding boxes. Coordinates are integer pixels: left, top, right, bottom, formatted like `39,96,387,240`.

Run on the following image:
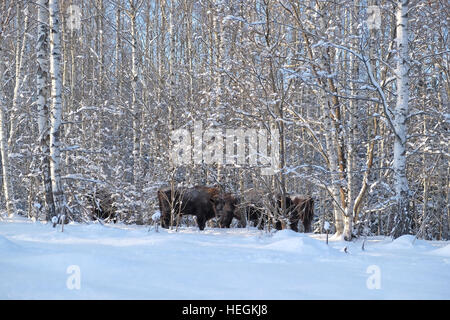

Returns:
0,58,16,218
8,1,30,149
48,0,65,224
36,0,55,221
128,0,141,185
391,0,411,238
0,2,16,218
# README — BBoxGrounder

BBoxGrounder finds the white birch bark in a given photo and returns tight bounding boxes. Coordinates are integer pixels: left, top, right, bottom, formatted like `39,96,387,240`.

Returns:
324,100,344,236
129,0,140,183
48,0,65,223
0,0,15,218
213,4,224,182
168,0,175,133
8,2,29,149
391,0,411,238
37,0,55,221
343,127,357,240
0,59,16,217
344,5,356,241
167,0,176,185
96,0,104,154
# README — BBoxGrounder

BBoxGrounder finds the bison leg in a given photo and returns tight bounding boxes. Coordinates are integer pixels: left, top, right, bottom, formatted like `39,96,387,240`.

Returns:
289,221,299,232
275,220,283,230
303,198,314,233
160,212,171,229
197,215,206,230
303,219,312,233
218,213,233,228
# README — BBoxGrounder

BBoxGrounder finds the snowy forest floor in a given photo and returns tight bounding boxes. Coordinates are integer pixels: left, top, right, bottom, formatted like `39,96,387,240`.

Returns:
0,217,449,299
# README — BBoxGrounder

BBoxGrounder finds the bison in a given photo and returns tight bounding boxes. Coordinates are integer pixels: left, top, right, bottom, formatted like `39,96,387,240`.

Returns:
157,185,244,230
215,193,241,228
240,189,267,229
194,185,242,228
157,186,217,230
288,195,314,232
242,190,314,233
87,189,118,223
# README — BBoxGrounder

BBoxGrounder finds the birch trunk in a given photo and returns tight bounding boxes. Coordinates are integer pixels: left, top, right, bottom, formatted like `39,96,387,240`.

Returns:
168,0,175,133
8,2,29,149
344,79,355,239
343,1,360,241
114,0,123,179
37,0,55,221
167,0,176,186
391,0,411,238
129,1,140,184
96,0,105,172
0,60,16,217
324,100,344,236
49,0,65,223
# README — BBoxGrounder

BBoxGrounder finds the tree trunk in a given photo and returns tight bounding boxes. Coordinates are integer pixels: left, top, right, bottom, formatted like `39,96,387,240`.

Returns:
0,60,16,218
130,1,140,184
37,0,55,221
8,1,29,149
49,0,65,223
391,0,411,238
168,0,175,140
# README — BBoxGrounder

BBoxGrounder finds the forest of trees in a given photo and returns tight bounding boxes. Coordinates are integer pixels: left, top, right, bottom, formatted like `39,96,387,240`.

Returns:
0,0,448,240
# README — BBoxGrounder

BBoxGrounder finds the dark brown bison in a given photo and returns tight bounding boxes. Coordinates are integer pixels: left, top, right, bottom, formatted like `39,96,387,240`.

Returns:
288,195,314,232
87,189,117,223
242,190,314,233
240,189,269,229
194,185,242,228
157,186,217,230
215,193,241,228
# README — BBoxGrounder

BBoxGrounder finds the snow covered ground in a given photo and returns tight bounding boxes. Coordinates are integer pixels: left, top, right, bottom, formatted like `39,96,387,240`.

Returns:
0,217,449,299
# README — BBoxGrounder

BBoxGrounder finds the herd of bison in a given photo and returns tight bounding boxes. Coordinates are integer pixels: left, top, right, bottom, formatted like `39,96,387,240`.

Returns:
88,185,314,233
157,185,314,233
